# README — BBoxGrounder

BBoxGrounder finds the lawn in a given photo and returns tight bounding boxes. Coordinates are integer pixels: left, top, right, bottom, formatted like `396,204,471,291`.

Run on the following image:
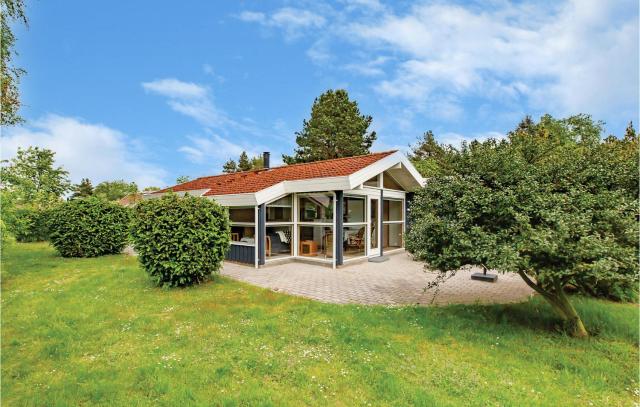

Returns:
2,243,638,406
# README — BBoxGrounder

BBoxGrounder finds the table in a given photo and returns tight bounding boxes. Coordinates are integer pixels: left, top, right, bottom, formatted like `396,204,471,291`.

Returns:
299,240,318,256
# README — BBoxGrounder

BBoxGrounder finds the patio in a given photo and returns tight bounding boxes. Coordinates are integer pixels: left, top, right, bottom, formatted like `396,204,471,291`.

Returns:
221,251,535,306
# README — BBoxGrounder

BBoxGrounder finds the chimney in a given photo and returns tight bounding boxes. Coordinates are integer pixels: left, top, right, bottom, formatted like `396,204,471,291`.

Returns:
263,151,270,169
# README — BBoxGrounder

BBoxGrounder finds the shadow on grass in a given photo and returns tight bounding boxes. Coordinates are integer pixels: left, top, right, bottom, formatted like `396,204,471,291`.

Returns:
407,295,638,344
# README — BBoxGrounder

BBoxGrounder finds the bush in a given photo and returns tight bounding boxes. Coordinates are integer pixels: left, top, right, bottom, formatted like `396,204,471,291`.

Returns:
6,207,51,242
130,194,230,287
48,197,131,257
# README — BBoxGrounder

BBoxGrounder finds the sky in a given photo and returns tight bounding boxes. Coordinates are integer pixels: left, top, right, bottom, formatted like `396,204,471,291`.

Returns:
1,0,638,188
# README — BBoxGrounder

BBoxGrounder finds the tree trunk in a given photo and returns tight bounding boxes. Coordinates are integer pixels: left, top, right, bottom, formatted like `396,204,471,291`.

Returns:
553,280,588,338
517,271,589,338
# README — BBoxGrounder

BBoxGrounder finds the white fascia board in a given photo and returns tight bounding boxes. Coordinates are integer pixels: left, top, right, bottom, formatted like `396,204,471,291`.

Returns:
382,189,406,199
255,176,351,204
343,188,405,199
206,193,257,207
348,151,425,189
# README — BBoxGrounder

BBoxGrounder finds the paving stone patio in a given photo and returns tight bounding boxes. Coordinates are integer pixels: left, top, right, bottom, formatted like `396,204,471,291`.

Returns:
221,251,535,306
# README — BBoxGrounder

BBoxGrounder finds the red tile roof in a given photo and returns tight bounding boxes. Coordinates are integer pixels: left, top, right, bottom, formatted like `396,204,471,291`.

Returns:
157,151,396,196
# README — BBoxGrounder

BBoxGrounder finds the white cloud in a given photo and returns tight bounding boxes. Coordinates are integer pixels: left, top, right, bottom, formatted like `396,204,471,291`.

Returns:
349,0,638,119
239,1,637,123
438,131,506,148
142,78,252,133
238,11,266,23
343,56,389,77
306,40,332,64
142,78,208,99
1,115,168,188
239,7,326,39
271,8,326,29
178,132,277,167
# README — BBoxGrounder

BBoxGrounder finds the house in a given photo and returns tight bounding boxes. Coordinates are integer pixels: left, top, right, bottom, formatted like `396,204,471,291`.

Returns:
150,150,424,268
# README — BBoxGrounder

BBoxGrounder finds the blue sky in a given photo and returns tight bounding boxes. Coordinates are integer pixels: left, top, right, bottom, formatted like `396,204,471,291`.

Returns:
3,0,638,188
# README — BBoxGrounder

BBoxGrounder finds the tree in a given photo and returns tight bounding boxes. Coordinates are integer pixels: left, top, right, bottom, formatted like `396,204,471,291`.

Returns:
1,0,27,126
237,151,252,172
624,121,637,142
406,114,639,337
222,159,237,174
250,155,264,170
221,152,263,173
176,175,191,184
283,89,377,164
0,146,71,207
408,130,455,177
142,186,160,192
70,178,94,199
94,180,138,201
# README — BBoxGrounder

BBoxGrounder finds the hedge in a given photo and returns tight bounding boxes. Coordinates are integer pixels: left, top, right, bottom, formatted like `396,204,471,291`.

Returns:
130,194,231,287
47,197,131,257
6,207,50,242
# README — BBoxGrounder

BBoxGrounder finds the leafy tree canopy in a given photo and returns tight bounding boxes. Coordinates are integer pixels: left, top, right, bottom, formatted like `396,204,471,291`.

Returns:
1,0,27,126
406,114,639,337
176,175,191,184
0,146,71,208
283,89,376,164
94,180,138,201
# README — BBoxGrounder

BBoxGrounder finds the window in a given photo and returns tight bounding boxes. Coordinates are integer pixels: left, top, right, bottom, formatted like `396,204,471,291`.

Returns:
229,207,254,223
343,225,366,259
229,206,256,246
266,195,292,223
343,196,365,223
298,226,333,259
383,223,403,249
383,172,404,190
382,199,403,250
265,195,293,260
266,225,292,258
342,196,366,260
383,199,403,221
231,225,255,244
364,175,379,187
298,193,333,223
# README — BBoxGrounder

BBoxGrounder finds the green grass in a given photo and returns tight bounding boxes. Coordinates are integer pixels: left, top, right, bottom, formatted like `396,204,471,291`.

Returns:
2,242,638,406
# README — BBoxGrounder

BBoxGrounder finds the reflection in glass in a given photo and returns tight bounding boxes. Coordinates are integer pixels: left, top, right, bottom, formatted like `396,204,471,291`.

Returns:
343,196,365,223
298,194,333,223
266,195,292,222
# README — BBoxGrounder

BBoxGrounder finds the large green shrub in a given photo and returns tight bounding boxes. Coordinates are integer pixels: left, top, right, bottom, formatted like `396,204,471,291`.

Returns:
5,206,51,242
48,197,131,257
131,194,231,287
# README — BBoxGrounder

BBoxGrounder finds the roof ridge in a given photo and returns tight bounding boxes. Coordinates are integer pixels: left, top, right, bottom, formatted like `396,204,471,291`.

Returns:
187,150,398,181
156,150,398,194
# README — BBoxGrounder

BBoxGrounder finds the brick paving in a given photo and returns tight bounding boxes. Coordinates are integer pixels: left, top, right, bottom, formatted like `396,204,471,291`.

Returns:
221,251,534,306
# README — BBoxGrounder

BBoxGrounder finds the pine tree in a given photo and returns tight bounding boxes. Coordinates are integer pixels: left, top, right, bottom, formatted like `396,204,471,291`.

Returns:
222,159,237,173
237,151,252,171
282,89,377,164
624,121,637,142
71,178,94,199
409,130,445,160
